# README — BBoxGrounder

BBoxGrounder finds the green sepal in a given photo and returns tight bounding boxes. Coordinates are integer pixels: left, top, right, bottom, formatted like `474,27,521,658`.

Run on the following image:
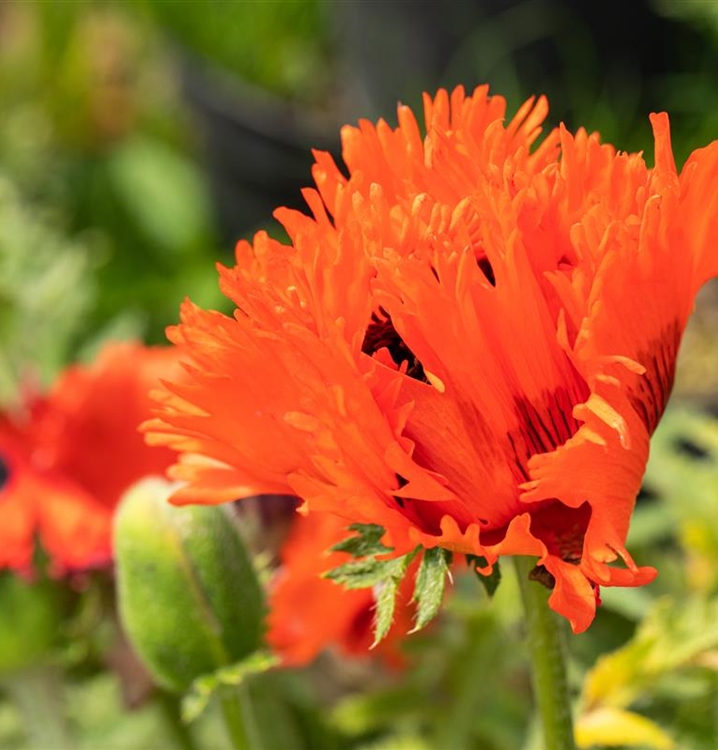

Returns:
466,555,502,597
181,649,279,723
330,523,393,557
410,547,453,633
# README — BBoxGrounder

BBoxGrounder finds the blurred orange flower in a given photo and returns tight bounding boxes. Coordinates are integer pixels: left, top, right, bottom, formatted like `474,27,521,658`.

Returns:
267,512,415,667
145,86,718,633
0,342,181,573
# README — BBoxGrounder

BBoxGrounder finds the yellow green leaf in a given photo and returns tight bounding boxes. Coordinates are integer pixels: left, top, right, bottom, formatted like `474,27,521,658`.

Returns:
576,707,674,749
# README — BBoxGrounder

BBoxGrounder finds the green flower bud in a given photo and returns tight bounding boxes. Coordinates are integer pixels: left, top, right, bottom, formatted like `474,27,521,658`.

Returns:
114,478,264,692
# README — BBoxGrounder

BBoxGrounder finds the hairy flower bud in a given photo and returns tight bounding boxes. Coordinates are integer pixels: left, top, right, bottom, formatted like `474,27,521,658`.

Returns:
114,478,264,692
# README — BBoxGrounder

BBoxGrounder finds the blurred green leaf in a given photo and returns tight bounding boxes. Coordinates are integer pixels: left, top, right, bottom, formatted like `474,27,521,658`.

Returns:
0,176,95,402
582,596,718,712
576,706,674,750
107,136,211,255
0,574,62,674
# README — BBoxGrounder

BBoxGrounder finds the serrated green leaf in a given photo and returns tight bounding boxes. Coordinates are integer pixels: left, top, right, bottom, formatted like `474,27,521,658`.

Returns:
411,548,452,633
181,650,279,723
324,557,406,589
325,539,422,646
467,555,502,597
372,576,402,647
331,523,394,557
372,551,421,646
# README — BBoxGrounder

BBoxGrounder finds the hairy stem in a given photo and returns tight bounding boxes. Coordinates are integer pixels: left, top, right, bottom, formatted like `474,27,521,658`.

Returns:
514,556,576,750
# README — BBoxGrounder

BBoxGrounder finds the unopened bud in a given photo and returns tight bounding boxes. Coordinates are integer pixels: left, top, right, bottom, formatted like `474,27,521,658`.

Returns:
114,478,264,692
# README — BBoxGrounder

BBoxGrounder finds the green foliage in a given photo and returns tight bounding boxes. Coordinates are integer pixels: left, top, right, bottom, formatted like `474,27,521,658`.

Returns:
327,526,456,645
0,2,225,351
0,177,94,403
114,478,265,693
332,587,532,750
0,573,63,674
139,0,333,105
325,550,416,646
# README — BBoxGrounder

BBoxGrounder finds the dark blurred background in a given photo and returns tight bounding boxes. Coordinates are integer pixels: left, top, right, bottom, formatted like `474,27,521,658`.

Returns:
0,0,716,404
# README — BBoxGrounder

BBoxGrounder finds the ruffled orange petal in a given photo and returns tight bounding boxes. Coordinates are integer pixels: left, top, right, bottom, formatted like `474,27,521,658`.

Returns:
146,85,718,634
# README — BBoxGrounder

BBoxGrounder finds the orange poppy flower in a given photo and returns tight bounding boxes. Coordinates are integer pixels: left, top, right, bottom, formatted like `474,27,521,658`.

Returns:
145,85,718,634
267,511,415,667
0,342,181,573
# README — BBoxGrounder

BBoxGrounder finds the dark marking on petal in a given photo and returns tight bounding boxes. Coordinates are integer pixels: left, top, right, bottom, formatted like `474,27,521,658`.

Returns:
507,384,589,481
629,322,681,433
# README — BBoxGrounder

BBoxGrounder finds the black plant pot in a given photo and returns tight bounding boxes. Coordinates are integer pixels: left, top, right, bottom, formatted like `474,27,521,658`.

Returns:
179,52,341,246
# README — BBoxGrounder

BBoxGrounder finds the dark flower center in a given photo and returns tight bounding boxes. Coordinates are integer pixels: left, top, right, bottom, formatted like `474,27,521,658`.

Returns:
0,454,9,493
362,309,428,383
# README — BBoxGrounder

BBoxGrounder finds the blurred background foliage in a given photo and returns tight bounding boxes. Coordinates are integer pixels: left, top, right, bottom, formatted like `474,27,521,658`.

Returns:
0,0,717,748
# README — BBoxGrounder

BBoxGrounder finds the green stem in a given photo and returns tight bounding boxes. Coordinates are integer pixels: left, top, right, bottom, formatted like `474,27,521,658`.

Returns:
219,684,262,750
157,690,198,750
3,665,72,750
514,556,576,750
